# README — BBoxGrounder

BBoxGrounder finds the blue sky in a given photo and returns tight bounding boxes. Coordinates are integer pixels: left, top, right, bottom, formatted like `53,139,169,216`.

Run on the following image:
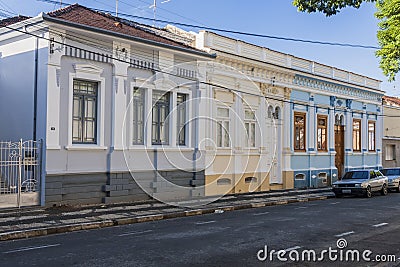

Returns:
1,0,398,96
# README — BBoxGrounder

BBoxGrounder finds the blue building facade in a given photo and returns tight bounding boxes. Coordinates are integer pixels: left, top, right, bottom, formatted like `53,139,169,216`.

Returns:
287,74,384,188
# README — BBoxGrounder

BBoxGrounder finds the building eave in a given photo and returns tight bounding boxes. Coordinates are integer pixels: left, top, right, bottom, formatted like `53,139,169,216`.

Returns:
42,14,216,59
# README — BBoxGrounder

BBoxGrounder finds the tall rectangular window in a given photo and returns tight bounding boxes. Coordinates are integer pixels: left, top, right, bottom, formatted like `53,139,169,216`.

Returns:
217,107,230,148
176,93,187,146
353,119,361,152
152,90,170,145
132,88,145,145
386,144,396,160
72,80,97,144
294,112,306,151
317,115,327,151
368,121,375,151
245,109,256,147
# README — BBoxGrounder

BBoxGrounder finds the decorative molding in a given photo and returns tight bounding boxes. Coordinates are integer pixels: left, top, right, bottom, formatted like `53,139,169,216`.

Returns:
284,87,291,99
113,42,130,62
73,63,103,75
66,46,111,64
215,55,295,86
330,96,336,107
205,32,381,90
346,99,353,109
293,75,382,103
56,68,61,87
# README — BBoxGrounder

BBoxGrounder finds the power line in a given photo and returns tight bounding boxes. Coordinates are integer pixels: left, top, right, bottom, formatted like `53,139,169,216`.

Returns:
0,0,16,14
36,0,380,50
122,0,207,27
0,7,15,17
2,23,392,118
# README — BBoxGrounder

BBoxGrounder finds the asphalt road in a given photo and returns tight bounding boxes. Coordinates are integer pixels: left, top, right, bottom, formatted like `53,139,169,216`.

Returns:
1,192,400,267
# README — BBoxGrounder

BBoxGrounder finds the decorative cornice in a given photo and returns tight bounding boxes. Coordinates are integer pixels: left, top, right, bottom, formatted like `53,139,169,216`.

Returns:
215,55,295,86
293,75,383,103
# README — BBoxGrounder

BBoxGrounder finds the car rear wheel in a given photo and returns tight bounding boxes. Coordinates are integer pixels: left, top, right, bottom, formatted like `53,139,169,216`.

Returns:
365,186,372,198
381,184,388,196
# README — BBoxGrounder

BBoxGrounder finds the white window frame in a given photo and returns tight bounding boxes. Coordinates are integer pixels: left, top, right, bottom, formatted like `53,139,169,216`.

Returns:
176,93,188,146
368,121,376,151
131,87,146,145
151,90,171,145
66,64,106,150
386,144,396,161
128,79,153,149
244,109,256,148
216,107,230,148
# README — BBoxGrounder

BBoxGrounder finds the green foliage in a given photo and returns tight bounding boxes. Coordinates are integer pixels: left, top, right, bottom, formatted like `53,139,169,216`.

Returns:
376,0,400,81
293,0,400,81
293,0,375,16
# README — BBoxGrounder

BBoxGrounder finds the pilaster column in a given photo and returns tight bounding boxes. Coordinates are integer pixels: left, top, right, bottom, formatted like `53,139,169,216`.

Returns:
308,95,316,152
46,31,65,149
376,105,383,167
112,42,130,150
362,104,368,154
328,107,335,152
345,109,353,152
282,88,292,171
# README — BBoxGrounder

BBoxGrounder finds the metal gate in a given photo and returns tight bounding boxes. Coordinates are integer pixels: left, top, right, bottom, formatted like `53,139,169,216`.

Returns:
0,140,42,208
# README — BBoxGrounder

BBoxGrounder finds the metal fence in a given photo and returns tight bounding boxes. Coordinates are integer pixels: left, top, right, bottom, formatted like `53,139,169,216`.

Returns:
0,140,42,208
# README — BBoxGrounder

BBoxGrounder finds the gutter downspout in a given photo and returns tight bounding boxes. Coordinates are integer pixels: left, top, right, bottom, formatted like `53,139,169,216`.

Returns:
33,36,46,206
106,72,116,200
192,80,199,190
33,37,39,141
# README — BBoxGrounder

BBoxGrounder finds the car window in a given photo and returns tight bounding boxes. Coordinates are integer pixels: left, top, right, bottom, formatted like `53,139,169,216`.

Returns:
375,171,383,177
370,171,376,178
382,169,400,176
343,171,368,179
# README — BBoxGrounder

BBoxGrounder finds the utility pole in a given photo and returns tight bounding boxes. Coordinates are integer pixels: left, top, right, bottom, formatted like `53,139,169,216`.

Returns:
116,0,119,17
150,0,171,27
151,0,157,27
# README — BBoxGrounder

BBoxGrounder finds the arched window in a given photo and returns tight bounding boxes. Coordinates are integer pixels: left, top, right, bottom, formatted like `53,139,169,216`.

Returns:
335,114,344,126
274,107,280,120
267,105,274,119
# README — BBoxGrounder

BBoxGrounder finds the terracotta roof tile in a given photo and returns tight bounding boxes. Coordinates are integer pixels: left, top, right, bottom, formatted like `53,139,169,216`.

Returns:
0,15,30,28
383,95,400,106
47,4,201,52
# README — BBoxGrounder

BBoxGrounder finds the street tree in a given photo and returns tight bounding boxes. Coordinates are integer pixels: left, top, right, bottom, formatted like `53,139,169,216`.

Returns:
293,0,400,81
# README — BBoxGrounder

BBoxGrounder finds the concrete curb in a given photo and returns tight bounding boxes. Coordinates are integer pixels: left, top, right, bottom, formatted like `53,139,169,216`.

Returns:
0,194,334,241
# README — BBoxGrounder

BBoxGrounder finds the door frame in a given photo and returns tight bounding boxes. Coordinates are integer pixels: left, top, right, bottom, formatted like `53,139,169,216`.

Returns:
334,114,345,180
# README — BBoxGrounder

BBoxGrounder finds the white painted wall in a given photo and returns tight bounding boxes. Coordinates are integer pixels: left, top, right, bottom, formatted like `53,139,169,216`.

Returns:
0,34,48,141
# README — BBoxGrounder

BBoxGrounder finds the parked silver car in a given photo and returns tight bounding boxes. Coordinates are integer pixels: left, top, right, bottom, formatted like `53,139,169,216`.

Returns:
332,170,388,198
381,168,400,192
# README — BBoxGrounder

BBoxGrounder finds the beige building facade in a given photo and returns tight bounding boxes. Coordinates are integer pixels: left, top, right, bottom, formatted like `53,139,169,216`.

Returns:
383,96,400,168
195,31,295,195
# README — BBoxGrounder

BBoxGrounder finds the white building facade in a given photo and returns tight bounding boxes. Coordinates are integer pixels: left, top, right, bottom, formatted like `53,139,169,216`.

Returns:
0,5,214,206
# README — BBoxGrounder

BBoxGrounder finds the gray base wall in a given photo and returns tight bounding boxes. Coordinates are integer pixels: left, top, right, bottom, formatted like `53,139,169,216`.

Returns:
45,170,205,206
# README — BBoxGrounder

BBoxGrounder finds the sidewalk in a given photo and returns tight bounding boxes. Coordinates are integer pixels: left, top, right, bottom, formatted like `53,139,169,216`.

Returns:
0,188,335,241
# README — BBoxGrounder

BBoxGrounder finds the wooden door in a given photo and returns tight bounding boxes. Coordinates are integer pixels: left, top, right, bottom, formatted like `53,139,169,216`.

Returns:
335,125,345,180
